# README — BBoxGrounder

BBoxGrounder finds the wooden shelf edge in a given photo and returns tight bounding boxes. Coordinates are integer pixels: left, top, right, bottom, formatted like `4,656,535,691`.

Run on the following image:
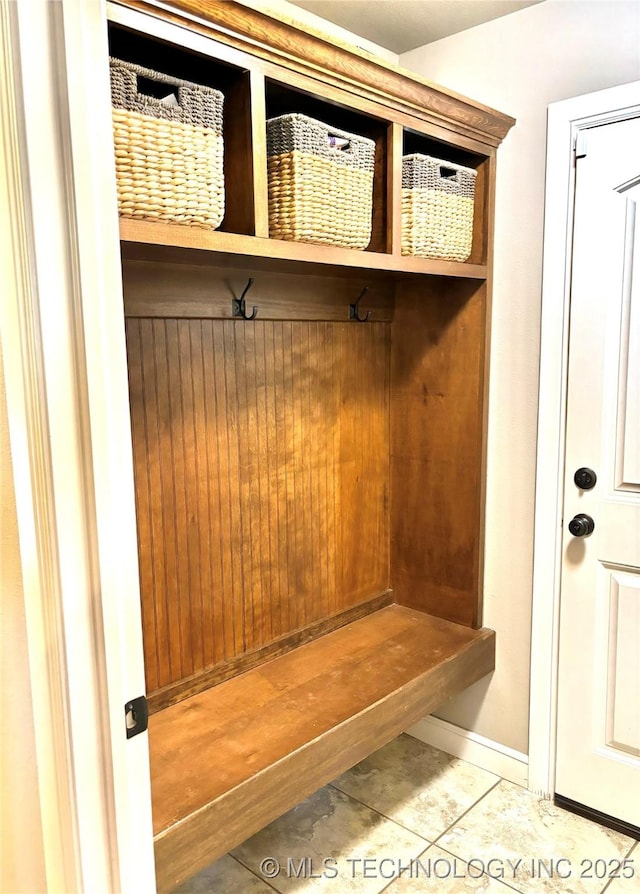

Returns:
150,605,495,892
119,219,488,280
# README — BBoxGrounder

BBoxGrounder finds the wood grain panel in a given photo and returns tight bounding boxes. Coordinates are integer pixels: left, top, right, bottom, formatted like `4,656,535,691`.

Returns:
218,68,269,237
220,72,255,236
122,259,395,321
148,590,392,711
150,604,496,891
126,318,390,694
126,322,160,691
367,128,389,254
388,123,403,255
390,279,487,627
468,158,489,266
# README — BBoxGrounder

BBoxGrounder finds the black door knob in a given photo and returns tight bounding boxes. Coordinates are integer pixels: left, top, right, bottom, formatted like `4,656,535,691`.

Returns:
574,467,597,490
568,513,595,537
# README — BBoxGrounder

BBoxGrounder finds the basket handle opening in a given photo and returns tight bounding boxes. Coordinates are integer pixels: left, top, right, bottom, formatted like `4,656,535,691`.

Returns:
136,75,180,108
328,134,352,152
439,165,460,180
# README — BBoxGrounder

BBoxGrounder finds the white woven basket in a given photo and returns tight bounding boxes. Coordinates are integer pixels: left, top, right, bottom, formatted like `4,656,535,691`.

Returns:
402,154,477,261
110,58,225,229
267,113,375,250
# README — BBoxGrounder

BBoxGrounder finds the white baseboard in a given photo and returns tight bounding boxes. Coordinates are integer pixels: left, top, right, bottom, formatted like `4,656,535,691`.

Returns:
406,716,529,787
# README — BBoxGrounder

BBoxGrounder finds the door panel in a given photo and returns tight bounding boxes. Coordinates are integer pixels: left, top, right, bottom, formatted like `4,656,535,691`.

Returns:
616,205,640,490
556,115,640,826
599,503,640,567
604,567,640,756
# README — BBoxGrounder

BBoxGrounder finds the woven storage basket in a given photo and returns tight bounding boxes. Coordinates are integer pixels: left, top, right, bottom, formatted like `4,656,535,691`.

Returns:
402,154,477,261
110,58,224,229
267,113,375,250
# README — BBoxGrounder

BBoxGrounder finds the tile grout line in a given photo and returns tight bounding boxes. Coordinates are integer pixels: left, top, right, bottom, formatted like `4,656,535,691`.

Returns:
222,772,638,894
428,779,529,893
326,774,504,854
433,841,526,894
186,751,637,894
327,781,432,844
599,839,640,894
220,769,503,893
323,776,508,891
432,788,639,894
376,837,526,894
431,777,503,847
377,841,434,894
228,774,504,894
229,853,284,894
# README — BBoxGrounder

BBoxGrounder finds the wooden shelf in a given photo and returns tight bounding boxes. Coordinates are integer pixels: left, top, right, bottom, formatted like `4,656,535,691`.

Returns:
119,219,488,280
150,604,495,892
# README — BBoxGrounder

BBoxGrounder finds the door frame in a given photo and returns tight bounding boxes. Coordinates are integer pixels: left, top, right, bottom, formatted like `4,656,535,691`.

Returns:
0,0,155,890
529,80,640,799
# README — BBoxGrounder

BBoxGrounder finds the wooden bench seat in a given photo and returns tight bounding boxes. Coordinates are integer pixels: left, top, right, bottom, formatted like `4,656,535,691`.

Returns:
149,604,495,892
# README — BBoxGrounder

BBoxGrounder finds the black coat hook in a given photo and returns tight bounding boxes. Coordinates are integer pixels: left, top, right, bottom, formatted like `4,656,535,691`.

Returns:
232,278,259,320
349,286,371,323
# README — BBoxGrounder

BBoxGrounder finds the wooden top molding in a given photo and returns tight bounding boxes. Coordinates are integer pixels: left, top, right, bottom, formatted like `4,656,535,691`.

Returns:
115,0,515,148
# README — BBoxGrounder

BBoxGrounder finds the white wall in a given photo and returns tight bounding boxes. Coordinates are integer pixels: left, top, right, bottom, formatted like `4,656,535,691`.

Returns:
401,0,640,754
0,340,47,894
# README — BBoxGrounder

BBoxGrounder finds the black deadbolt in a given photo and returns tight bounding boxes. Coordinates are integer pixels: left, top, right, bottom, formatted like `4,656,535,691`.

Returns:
574,467,597,490
568,513,595,537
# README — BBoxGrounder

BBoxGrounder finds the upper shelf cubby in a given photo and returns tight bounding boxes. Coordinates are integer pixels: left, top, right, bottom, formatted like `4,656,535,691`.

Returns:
107,7,503,278
401,128,490,267
264,79,391,255
108,23,260,238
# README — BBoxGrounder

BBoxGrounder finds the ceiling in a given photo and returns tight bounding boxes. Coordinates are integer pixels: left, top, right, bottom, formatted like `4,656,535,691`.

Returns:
288,0,544,54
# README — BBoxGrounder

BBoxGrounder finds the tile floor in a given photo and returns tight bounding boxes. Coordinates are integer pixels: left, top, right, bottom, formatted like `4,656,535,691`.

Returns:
175,734,639,894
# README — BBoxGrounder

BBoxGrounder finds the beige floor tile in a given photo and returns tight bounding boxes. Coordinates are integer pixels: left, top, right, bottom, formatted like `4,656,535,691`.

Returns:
331,734,500,840
438,780,635,894
173,853,276,893
603,843,640,894
231,785,427,893
382,845,524,893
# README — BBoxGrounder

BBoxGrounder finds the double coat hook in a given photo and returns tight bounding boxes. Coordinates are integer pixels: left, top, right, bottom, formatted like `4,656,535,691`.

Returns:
349,286,371,323
232,278,259,320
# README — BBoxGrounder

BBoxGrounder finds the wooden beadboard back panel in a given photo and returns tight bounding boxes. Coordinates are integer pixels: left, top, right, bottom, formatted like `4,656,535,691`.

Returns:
126,319,390,693
390,279,487,628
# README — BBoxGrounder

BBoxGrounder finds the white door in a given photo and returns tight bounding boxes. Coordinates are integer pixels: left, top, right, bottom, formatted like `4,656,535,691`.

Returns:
555,115,640,827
